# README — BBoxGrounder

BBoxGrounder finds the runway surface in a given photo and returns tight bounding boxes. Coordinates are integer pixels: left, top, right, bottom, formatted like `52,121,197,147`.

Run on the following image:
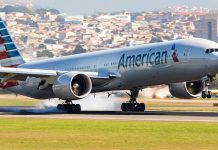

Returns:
1,106,218,122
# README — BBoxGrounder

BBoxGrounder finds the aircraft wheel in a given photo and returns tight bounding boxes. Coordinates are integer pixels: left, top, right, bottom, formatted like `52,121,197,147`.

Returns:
75,104,81,113
130,103,135,111
202,91,207,99
139,103,145,111
134,103,139,111
57,104,63,110
65,104,72,113
126,103,131,111
121,103,127,111
207,91,212,99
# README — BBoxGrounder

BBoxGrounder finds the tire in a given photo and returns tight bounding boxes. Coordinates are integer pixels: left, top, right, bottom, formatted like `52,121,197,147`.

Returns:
65,104,74,113
130,103,135,111
134,103,140,111
121,103,127,111
207,91,212,99
139,103,145,111
201,91,207,99
75,104,81,112
57,104,63,110
126,103,131,111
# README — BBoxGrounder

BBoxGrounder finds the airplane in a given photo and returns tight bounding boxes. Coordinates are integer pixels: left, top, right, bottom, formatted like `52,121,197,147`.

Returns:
0,17,217,113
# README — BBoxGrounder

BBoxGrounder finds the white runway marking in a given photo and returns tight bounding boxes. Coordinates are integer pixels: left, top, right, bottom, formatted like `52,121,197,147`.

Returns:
1,113,218,122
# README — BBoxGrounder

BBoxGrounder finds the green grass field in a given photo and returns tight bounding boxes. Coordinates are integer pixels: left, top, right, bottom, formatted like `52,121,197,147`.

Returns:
0,95,38,106
0,98,38,106
0,118,218,150
0,97,218,150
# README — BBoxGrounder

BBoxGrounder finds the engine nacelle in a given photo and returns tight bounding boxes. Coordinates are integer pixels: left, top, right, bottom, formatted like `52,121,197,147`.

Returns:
169,81,205,99
52,72,92,100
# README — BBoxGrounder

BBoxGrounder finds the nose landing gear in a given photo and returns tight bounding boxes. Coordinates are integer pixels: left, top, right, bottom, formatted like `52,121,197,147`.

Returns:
57,100,81,113
202,75,214,99
121,89,145,112
201,75,216,99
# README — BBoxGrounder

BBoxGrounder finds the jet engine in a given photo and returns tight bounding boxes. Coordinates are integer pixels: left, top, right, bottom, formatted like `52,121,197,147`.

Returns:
168,81,205,99
52,72,92,100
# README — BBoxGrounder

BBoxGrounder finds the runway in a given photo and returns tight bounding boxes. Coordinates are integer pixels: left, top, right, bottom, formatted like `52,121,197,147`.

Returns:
1,106,218,122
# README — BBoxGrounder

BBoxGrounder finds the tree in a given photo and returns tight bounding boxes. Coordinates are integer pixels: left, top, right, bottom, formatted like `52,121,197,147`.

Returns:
37,50,54,58
55,16,65,23
36,8,60,15
35,8,47,16
38,44,46,49
95,28,101,33
20,35,28,44
0,5,32,14
73,44,87,54
44,39,56,44
60,50,74,56
48,8,60,14
149,37,163,43
60,45,87,56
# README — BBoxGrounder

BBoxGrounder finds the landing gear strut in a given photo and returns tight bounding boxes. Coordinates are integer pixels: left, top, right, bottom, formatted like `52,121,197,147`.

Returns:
57,100,81,113
121,89,145,112
202,75,214,99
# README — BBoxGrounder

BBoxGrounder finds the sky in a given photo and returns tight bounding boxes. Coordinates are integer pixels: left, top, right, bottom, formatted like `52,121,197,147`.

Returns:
2,0,218,15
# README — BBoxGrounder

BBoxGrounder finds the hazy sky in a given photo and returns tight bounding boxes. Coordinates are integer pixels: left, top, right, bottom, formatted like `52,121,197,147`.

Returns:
2,0,218,15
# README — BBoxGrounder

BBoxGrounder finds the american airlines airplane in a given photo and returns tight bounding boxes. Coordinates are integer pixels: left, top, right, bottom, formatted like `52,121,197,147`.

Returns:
0,18,217,113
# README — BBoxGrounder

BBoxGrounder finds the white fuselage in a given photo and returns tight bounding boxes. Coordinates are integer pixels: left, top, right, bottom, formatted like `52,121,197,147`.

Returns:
7,38,218,99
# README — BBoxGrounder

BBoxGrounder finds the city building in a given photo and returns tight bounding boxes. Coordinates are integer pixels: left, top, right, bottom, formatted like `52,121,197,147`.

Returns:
194,15,218,42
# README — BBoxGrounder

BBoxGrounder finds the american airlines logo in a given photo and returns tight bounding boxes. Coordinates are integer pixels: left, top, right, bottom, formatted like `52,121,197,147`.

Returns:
171,44,179,62
118,49,168,69
118,44,180,70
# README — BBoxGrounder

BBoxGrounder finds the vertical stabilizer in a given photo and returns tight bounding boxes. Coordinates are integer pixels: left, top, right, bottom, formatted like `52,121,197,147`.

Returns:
0,18,25,67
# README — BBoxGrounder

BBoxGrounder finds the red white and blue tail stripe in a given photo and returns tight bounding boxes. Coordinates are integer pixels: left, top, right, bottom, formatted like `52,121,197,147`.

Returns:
0,18,25,67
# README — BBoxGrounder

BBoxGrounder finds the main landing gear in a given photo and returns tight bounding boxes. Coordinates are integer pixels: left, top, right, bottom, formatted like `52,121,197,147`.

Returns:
121,89,145,112
57,100,81,113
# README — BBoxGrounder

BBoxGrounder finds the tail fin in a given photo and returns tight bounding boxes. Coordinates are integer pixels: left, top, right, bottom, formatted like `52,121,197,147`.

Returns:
0,18,25,67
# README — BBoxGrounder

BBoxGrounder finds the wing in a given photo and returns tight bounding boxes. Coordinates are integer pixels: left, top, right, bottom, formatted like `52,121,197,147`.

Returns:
0,67,117,87
0,67,58,82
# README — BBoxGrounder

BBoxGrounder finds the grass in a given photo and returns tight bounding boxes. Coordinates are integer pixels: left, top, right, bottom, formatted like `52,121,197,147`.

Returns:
0,98,38,106
0,118,218,150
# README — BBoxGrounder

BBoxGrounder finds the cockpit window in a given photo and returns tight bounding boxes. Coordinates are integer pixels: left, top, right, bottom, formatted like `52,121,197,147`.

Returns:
206,48,218,53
